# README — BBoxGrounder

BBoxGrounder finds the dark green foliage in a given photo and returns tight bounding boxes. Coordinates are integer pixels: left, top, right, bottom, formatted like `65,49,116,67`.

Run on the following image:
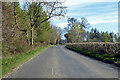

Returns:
87,28,119,42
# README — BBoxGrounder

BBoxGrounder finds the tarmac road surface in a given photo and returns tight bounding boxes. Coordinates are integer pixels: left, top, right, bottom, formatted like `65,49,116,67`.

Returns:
9,45,119,78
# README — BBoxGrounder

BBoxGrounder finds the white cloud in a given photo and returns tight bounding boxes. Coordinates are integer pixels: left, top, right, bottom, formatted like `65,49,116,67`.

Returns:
65,0,119,6
54,22,68,29
52,1,118,31
90,19,117,25
86,15,118,25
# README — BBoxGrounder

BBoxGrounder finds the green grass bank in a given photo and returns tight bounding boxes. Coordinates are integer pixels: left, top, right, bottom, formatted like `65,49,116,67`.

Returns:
2,45,53,77
66,46,120,67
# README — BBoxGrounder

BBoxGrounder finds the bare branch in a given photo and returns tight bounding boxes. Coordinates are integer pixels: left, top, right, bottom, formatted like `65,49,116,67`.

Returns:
13,2,27,32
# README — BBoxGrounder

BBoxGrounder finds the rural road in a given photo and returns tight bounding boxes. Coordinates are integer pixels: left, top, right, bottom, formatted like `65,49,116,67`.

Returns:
9,45,119,78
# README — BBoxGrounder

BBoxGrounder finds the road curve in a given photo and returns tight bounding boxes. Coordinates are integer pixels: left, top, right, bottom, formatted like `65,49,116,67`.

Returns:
9,45,118,78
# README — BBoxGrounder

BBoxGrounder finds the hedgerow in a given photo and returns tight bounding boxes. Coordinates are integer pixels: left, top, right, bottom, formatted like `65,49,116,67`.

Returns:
66,42,120,67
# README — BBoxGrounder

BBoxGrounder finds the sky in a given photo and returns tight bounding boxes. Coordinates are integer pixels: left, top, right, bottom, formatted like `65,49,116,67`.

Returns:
18,0,119,39
51,0,119,39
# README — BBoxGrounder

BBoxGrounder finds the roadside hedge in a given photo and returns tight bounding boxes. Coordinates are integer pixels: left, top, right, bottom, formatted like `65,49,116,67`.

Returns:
66,42,120,67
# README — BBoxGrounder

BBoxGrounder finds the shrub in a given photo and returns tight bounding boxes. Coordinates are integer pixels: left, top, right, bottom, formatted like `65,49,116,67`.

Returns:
66,42,120,55
66,42,120,66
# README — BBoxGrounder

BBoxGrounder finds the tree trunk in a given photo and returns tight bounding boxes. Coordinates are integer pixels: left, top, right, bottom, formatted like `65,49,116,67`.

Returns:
26,31,30,45
56,38,58,45
55,38,57,45
56,38,60,45
30,28,34,46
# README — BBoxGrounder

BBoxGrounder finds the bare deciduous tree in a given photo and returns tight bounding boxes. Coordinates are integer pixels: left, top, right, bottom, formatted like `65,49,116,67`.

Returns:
25,0,67,45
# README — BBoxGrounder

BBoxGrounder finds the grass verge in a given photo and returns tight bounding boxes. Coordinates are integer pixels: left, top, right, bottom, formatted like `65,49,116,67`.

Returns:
66,46,120,67
2,45,53,77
